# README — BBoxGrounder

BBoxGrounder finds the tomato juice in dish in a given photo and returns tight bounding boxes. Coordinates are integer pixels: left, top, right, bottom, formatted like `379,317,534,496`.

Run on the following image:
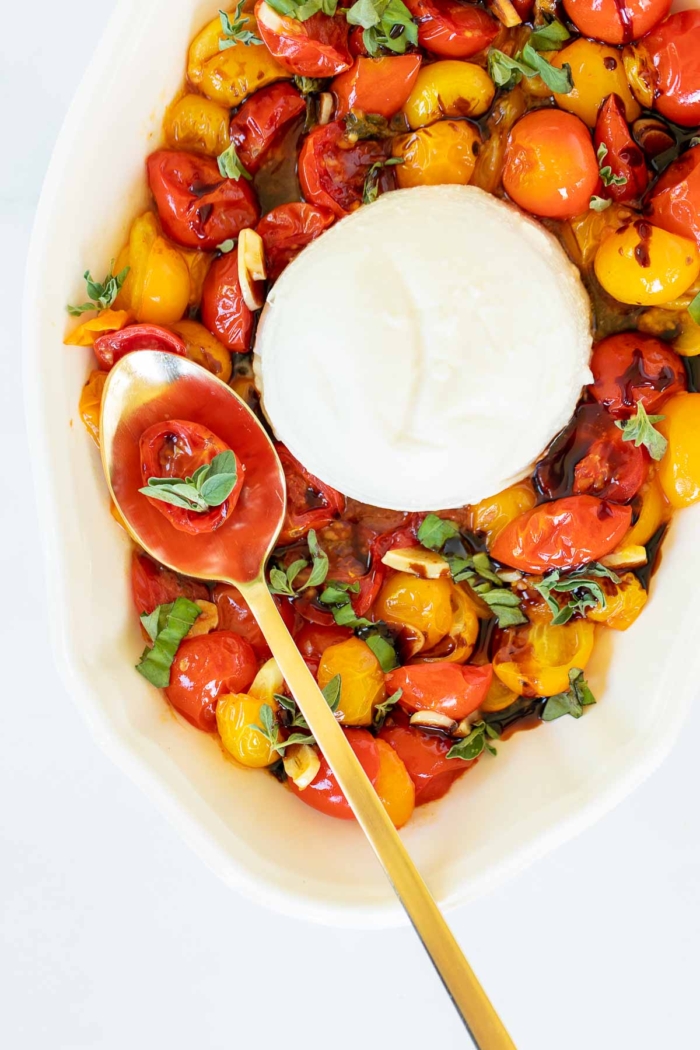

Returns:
66,0,700,829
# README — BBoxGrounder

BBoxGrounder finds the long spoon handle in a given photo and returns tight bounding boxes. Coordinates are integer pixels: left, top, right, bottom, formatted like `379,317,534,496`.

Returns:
240,577,516,1049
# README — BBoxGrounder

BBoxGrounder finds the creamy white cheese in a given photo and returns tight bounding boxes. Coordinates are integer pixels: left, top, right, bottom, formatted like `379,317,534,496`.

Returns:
253,185,592,511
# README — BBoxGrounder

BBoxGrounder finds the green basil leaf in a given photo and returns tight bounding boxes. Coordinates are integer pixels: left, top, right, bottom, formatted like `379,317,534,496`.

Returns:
364,631,399,672
447,721,499,761
487,48,534,90
140,603,172,644
136,597,201,687
688,289,700,326
218,3,263,46
321,674,342,712
417,513,460,551
373,688,402,730
615,401,668,461
269,567,296,596
199,472,238,506
319,580,360,603
541,668,596,721
521,42,573,93
528,18,570,51
480,590,528,627
217,142,252,181
306,529,329,587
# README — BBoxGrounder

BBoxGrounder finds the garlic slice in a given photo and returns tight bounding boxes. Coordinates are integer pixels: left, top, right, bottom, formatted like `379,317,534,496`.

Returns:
187,599,219,637
488,0,522,26
409,711,457,733
249,657,284,703
318,93,333,125
600,545,648,570
238,228,267,310
381,547,451,579
283,743,320,790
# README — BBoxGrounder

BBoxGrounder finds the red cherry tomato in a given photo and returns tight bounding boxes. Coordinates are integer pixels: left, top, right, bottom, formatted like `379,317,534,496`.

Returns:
648,144,700,248
277,444,345,544
131,550,208,615
404,0,497,58
212,584,296,658
490,495,633,573
295,622,354,673
644,10,700,127
331,55,422,119
139,420,244,535
534,403,648,504
562,0,671,45
146,150,260,251
380,722,473,804
288,728,380,818
256,202,335,281
255,1,351,77
200,249,253,351
92,323,186,370
229,82,305,176
350,520,421,616
165,631,258,731
503,110,599,220
509,0,534,19
298,121,390,218
593,94,649,203
348,25,369,56
589,332,687,418
386,662,493,722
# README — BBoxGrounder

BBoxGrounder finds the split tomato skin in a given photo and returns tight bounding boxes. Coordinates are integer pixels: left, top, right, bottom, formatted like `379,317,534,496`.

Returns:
276,444,345,544
200,249,254,352
643,10,700,127
562,0,671,45
593,94,648,204
213,583,296,659
131,550,209,615
255,1,351,78
380,721,474,804
386,662,493,722
648,145,700,249
92,323,187,370
332,55,423,120
165,630,258,732
146,150,260,251
589,332,687,418
405,0,497,59
288,728,380,819
490,496,633,573
229,81,306,175
256,203,335,281
298,121,390,217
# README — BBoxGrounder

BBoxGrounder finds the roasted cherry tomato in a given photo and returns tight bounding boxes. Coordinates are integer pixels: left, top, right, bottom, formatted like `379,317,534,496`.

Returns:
534,403,648,504
493,620,596,697
380,721,473,804
373,739,416,828
402,60,495,129
295,622,354,674
114,212,190,324
163,93,231,156
648,145,700,249
168,319,232,381
553,41,641,128
490,495,633,573
213,583,296,658
593,94,648,203
656,393,700,508
217,693,278,768
503,110,599,220
92,323,186,370
131,550,208,615
589,332,687,418
165,631,258,731
586,571,647,630
288,728,380,819
405,0,497,58
200,249,253,351
229,82,305,175
298,120,389,217
255,2,351,77
277,444,345,544
562,0,671,45
317,636,386,725
139,419,244,535
392,119,480,188
387,661,493,722
78,370,107,446
256,202,335,281
643,10,700,127
146,150,260,251
332,55,422,119
594,220,700,306
374,573,454,651
468,479,537,546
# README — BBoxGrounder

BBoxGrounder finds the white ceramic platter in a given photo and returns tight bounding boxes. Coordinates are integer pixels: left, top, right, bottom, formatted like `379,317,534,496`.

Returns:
23,0,700,927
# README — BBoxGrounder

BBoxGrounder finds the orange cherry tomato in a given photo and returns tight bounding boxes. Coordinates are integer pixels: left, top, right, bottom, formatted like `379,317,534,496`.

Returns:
332,54,422,119
298,120,390,217
373,738,415,828
404,0,497,58
562,0,671,45
503,109,599,220
589,331,687,418
490,495,633,573
256,202,335,281
380,720,473,804
92,323,186,370
166,631,258,732
131,550,208,615
534,403,648,504
139,419,245,535
146,150,260,251
644,10,700,127
229,81,305,175
593,93,649,203
295,622,354,674
648,145,700,249
200,249,253,351
255,1,351,77
213,583,296,659
277,444,345,544
386,661,493,722
288,728,380,819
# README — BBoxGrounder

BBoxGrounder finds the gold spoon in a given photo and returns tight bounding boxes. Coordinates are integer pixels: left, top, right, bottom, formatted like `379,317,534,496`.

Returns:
100,349,516,1049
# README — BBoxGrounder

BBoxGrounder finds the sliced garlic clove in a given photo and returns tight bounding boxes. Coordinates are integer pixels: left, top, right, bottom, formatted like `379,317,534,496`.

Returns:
600,545,648,570
488,0,522,26
409,711,457,732
454,715,480,738
187,599,219,637
249,657,284,704
283,743,320,790
238,228,267,310
318,93,333,126
381,547,451,579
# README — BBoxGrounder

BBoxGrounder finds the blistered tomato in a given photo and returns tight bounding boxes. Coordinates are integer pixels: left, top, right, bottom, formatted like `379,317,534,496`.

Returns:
648,145,700,249
332,55,422,119
386,661,493,722
374,572,453,650
562,0,671,45
288,728,380,819
276,444,345,543
166,631,258,731
298,121,389,217
552,40,641,127
92,323,186,370
392,120,480,188
586,572,648,630
373,739,416,828
168,319,232,382
216,693,277,767
404,0,497,59
317,637,386,725
229,82,306,175
114,212,191,324
643,10,700,127
656,393,700,508
380,722,473,804
163,94,231,156
493,620,596,697
594,221,700,306
131,550,208,615
402,61,495,130
255,1,351,77
593,93,648,203
468,479,537,546
256,203,335,281
200,249,253,352
589,332,686,417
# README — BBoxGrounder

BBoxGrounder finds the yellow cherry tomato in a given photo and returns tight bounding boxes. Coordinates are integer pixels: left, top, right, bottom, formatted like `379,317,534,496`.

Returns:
480,675,518,713
169,319,232,382
374,572,453,650
114,212,190,324
163,94,231,156
594,222,700,306
187,6,290,107
469,479,537,546
656,393,700,508
402,61,495,130
552,39,641,127
374,739,415,829
64,308,131,347
623,473,670,547
178,247,213,310
392,120,480,188
586,572,647,631
493,620,596,697
216,693,277,768
414,583,480,663
317,637,386,726
78,370,107,447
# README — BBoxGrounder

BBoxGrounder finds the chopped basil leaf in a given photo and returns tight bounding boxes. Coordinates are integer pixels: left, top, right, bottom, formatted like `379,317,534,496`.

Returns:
590,195,612,212
136,597,201,687
218,2,263,47
528,18,570,51
139,449,238,513
487,49,533,90
488,44,573,94
268,531,328,595
258,676,341,752
319,580,360,604
615,401,668,461
363,629,399,672
373,688,402,730
321,673,342,712
440,545,526,627
535,563,620,626
267,0,338,20
541,668,596,721
306,529,329,587
217,142,252,181
520,42,573,94
447,720,499,761
346,0,418,56
417,513,460,551
66,260,130,315
479,589,528,627
688,289,700,326
318,580,373,627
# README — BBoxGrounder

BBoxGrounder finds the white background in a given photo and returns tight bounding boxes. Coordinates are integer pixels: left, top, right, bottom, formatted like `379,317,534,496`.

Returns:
2,3,699,1047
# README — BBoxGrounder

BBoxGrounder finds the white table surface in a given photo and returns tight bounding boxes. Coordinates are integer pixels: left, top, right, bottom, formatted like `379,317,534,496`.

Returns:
2,3,699,1047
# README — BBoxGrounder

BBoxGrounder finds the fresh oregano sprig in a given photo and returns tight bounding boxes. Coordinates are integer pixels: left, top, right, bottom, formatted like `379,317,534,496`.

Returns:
615,401,668,461
255,675,342,752
541,668,596,721
268,530,329,596
362,157,403,204
447,720,500,761
66,260,130,316
139,450,238,513
488,41,573,95
217,142,252,181
218,2,263,47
